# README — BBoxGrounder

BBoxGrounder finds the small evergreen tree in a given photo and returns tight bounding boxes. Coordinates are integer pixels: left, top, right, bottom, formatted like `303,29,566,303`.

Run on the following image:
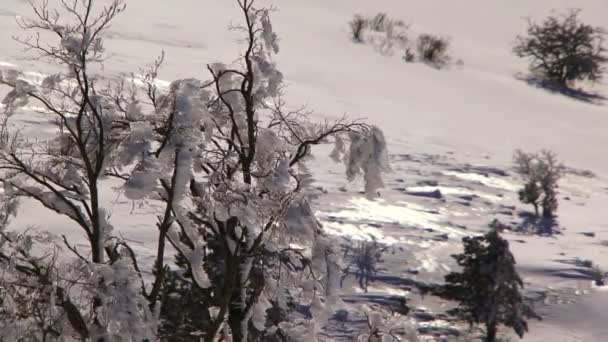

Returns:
514,10,608,86
437,228,539,342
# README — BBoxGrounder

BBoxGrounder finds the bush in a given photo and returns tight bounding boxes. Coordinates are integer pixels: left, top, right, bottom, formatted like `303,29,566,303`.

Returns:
514,10,608,86
350,15,368,42
417,34,450,66
514,150,564,218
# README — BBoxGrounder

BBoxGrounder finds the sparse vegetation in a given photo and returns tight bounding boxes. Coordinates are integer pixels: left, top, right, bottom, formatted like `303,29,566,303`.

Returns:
348,13,456,68
514,9,608,86
514,150,564,219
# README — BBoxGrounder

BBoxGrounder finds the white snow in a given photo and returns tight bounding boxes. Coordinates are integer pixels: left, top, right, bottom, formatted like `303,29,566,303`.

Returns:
318,197,467,238
441,171,521,192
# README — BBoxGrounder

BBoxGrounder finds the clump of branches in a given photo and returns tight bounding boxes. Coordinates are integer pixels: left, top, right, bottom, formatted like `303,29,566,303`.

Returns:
514,9,608,86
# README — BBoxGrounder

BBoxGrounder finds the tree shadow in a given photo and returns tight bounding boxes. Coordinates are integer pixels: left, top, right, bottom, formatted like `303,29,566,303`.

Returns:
537,266,599,281
516,74,606,104
342,293,410,313
514,211,560,236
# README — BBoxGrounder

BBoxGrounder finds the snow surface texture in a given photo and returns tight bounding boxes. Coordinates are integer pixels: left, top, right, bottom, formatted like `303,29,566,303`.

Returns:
1,0,608,340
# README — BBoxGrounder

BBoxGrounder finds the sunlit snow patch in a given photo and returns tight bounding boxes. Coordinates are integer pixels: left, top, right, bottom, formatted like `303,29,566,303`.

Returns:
354,285,410,297
22,71,47,85
418,255,451,273
322,222,399,245
318,197,467,244
442,170,519,191
131,76,171,90
407,185,502,202
0,61,17,68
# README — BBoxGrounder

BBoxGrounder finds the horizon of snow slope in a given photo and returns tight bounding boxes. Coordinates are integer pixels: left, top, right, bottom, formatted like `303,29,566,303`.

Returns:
1,0,608,340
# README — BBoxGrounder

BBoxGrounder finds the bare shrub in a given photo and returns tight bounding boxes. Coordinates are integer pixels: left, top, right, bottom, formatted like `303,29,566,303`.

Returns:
417,34,450,66
514,9,608,86
350,15,368,42
342,240,387,292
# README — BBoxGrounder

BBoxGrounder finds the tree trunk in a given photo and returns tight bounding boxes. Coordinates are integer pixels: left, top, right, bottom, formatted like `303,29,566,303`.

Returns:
228,307,245,342
486,321,497,342
228,263,246,342
542,205,553,219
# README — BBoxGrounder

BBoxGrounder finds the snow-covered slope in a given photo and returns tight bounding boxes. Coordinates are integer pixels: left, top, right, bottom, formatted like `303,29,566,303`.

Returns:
2,0,607,171
1,0,608,340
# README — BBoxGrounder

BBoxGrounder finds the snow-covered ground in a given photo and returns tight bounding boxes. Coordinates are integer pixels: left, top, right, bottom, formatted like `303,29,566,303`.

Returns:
2,0,608,340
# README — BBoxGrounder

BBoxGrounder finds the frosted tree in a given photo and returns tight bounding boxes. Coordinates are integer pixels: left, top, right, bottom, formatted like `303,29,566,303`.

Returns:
131,1,390,339
0,0,390,341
